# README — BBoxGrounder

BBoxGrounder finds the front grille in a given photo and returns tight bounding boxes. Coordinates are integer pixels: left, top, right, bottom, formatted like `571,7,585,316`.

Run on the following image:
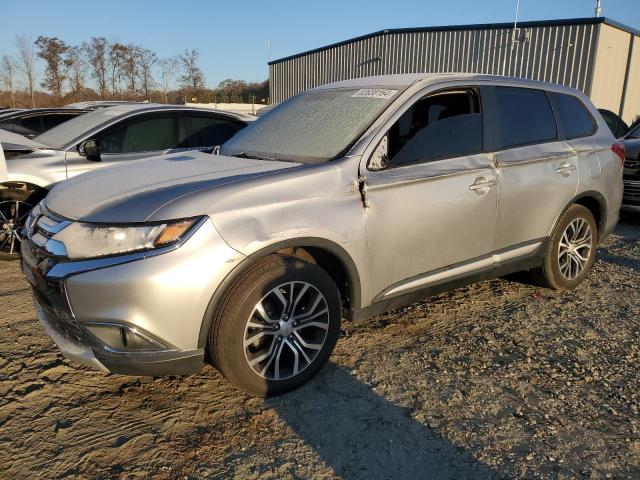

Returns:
22,207,70,274
623,180,640,205
624,158,640,170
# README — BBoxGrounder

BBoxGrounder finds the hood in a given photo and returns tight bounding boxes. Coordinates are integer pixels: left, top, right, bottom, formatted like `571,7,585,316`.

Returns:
45,151,300,223
0,129,48,151
622,137,640,160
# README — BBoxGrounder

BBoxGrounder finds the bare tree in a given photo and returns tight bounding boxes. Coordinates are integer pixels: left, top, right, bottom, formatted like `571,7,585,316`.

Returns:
122,44,139,95
1,55,17,108
158,56,178,103
35,36,70,98
15,34,37,107
179,49,205,100
138,48,157,99
109,43,128,97
85,37,109,98
64,46,87,97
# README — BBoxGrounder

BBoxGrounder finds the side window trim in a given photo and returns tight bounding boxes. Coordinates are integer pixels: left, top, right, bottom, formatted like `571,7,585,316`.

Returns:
377,86,485,170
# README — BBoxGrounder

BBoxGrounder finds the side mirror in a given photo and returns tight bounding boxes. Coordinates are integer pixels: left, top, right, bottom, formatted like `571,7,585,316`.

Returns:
79,139,101,161
368,134,389,171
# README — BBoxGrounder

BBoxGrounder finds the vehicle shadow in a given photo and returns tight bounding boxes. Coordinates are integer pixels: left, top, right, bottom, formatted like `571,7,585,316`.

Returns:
267,363,499,480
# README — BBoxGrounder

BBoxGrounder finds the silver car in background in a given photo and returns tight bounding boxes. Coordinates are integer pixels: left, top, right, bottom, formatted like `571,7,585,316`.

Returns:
21,74,623,396
0,104,252,258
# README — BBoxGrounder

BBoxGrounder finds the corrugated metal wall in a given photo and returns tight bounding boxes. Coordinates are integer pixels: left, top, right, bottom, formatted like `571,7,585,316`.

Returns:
269,23,599,103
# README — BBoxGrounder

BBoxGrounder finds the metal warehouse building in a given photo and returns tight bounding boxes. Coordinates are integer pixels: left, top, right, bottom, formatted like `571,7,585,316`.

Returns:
268,17,640,123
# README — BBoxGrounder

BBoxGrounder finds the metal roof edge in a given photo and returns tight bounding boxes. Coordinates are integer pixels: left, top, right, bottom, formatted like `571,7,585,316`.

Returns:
268,17,639,66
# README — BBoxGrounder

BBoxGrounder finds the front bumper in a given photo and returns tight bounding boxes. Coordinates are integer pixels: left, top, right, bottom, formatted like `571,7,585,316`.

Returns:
22,212,245,376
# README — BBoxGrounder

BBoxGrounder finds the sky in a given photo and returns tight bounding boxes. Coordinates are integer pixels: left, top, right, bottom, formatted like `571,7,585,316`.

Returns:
1,0,639,89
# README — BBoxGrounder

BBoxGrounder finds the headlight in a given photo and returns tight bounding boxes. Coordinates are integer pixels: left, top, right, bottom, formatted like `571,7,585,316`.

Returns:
52,217,201,260
23,201,43,235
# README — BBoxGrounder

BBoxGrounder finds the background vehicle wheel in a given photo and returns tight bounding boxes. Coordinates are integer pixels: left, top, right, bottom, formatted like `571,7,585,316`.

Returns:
0,187,44,261
209,254,341,397
531,204,597,290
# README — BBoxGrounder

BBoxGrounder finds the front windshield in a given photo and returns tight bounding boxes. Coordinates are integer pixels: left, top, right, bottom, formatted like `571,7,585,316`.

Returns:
220,87,401,163
35,107,126,149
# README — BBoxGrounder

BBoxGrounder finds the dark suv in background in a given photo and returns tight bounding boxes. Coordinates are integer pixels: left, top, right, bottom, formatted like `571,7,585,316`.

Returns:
0,108,90,139
620,122,640,211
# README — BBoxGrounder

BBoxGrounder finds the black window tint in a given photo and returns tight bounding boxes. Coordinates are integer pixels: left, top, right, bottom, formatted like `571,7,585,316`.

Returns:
100,116,180,154
550,92,596,139
17,115,43,132
40,113,81,132
493,87,556,149
182,116,244,148
387,90,483,167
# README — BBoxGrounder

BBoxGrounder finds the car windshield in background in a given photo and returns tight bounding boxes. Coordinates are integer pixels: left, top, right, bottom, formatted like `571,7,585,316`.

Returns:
34,107,128,149
220,87,401,163
627,123,640,139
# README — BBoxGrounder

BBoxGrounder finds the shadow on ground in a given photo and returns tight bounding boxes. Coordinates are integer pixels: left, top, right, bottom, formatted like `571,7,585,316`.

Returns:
267,364,498,480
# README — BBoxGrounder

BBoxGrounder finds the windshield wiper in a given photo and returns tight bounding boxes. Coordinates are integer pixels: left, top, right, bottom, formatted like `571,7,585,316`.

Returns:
232,151,280,161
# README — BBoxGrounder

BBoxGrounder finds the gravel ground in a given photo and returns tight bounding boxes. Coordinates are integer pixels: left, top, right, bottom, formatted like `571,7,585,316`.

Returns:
0,213,638,479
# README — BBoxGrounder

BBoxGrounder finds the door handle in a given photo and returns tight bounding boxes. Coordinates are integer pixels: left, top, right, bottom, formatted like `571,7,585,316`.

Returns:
556,162,577,176
469,177,497,191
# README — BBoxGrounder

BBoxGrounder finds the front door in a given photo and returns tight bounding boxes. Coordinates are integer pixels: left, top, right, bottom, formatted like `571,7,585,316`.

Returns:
65,114,184,179
362,87,499,302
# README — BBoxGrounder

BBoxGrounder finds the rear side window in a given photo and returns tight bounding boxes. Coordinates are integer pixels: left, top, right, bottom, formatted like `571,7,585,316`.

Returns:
100,116,180,154
17,115,43,133
550,93,596,139
492,87,557,150
182,116,244,148
40,113,82,132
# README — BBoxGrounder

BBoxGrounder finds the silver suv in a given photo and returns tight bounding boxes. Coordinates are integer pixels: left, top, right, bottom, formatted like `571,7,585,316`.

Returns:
21,74,623,396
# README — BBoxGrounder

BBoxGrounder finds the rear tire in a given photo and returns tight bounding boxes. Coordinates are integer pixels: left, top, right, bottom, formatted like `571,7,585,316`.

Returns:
531,204,597,290
208,254,341,397
0,186,45,261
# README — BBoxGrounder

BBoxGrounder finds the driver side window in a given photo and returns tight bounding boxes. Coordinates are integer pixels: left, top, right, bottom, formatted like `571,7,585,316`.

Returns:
99,116,180,154
383,89,483,168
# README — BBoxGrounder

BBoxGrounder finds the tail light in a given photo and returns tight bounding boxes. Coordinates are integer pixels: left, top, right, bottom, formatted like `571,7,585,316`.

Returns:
612,142,626,165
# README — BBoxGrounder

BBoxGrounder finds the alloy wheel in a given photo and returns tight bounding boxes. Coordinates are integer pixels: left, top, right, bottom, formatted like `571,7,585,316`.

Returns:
0,200,33,256
557,217,592,280
243,281,330,381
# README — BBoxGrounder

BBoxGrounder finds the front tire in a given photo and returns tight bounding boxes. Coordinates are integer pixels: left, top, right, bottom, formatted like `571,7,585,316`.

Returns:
208,254,341,397
531,204,597,290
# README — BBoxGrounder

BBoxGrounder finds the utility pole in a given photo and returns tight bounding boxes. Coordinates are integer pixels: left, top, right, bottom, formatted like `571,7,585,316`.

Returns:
511,0,521,51
595,0,603,17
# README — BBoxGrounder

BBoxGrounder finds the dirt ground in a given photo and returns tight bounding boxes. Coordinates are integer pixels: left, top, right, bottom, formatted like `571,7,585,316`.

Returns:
0,214,639,480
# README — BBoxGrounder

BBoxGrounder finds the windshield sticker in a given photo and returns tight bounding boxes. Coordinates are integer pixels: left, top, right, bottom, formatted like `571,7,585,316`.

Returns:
351,89,398,99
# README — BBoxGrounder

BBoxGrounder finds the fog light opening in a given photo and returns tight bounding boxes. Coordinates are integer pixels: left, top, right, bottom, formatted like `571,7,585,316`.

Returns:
84,323,169,352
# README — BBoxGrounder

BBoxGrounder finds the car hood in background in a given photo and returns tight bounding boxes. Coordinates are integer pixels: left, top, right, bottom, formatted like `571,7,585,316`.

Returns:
0,141,6,182
0,129,49,151
622,138,640,161
45,151,300,223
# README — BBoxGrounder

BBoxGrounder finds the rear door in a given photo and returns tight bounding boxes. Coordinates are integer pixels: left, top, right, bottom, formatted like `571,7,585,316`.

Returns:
484,85,579,251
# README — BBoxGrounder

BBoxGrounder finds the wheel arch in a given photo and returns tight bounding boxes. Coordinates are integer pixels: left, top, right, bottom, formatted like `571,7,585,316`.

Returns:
548,191,607,244
197,237,362,349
